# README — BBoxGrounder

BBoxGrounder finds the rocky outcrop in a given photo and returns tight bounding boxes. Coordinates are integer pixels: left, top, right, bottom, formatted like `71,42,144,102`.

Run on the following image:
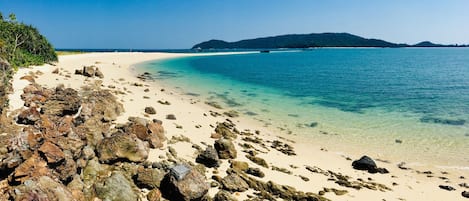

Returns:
221,172,249,192
214,138,237,159
160,165,209,201
96,132,149,163
95,171,139,201
352,155,389,174
11,176,75,201
196,145,220,168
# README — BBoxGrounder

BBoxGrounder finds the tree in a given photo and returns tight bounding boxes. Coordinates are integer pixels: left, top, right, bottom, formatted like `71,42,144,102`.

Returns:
0,12,4,21
8,13,16,22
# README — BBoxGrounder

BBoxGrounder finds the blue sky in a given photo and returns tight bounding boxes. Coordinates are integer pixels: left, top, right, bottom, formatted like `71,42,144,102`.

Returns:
1,0,468,49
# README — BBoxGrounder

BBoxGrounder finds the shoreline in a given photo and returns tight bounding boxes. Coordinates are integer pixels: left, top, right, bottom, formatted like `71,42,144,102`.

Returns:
8,52,468,200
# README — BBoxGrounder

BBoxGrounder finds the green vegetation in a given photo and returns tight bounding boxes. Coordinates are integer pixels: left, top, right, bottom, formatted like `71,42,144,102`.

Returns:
193,32,468,49
0,12,57,69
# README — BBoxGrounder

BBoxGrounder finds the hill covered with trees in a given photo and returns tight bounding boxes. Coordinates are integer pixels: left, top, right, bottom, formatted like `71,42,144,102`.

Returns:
193,33,468,49
192,33,406,49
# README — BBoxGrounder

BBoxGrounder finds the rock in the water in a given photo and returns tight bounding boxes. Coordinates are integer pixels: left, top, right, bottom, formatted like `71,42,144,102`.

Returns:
160,165,209,201
221,172,249,192
96,132,149,163
16,107,41,125
196,145,220,168
95,171,139,201
38,141,65,164
352,155,389,174
462,191,469,198
214,138,237,159
145,106,157,114
135,167,164,189
214,190,238,201
439,185,456,191
12,176,75,201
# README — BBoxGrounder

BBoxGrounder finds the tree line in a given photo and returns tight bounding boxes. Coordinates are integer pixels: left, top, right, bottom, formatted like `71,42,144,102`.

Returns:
0,12,57,69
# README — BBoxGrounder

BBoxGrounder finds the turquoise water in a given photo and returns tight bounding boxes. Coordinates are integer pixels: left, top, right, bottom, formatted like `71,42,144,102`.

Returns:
137,48,469,166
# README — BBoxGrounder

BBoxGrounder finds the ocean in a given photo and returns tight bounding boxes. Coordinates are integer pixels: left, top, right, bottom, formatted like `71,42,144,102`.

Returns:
136,48,469,167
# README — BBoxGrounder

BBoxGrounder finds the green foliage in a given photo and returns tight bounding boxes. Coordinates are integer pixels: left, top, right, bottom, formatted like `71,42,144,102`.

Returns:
193,33,407,49
0,13,57,68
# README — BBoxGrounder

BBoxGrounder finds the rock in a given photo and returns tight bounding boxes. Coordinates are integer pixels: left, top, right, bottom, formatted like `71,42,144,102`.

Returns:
38,141,65,164
352,155,389,174
95,171,139,201
12,153,50,183
166,114,176,120
214,190,238,201
135,167,164,189
246,154,269,168
145,106,157,114
67,175,85,200
246,167,265,178
214,138,237,159
12,176,75,201
230,161,249,172
439,185,456,191
16,107,41,125
75,69,83,75
96,132,149,163
160,165,209,201
82,66,95,77
196,146,220,168
462,191,469,198
221,172,249,192
214,122,237,139
95,67,104,78
42,87,81,117
52,68,59,74
147,188,162,201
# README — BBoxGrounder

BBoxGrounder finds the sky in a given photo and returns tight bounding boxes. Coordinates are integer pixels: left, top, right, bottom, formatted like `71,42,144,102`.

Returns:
1,0,468,49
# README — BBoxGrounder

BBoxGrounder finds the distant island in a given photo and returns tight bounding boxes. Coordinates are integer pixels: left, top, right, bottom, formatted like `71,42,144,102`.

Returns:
193,33,468,49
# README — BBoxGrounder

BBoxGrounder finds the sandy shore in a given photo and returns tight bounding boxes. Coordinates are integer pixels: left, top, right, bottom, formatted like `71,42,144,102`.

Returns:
9,52,468,200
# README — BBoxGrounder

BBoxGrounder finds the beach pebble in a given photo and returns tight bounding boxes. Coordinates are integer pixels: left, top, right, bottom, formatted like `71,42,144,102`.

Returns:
166,114,176,120
438,185,456,191
145,106,156,114
462,191,469,198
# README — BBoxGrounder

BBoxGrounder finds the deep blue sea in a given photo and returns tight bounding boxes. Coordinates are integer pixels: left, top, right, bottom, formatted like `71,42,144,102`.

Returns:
137,48,469,166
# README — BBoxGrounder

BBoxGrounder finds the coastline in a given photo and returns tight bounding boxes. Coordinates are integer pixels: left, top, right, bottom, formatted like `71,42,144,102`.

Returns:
8,52,468,200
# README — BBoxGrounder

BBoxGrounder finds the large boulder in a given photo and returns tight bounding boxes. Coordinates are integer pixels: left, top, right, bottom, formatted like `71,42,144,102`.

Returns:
127,119,166,149
96,132,149,163
41,87,81,117
352,155,389,174
95,171,139,201
196,146,220,168
221,172,249,192
214,138,237,159
135,167,165,189
11,176,75,201
160,165,209,201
